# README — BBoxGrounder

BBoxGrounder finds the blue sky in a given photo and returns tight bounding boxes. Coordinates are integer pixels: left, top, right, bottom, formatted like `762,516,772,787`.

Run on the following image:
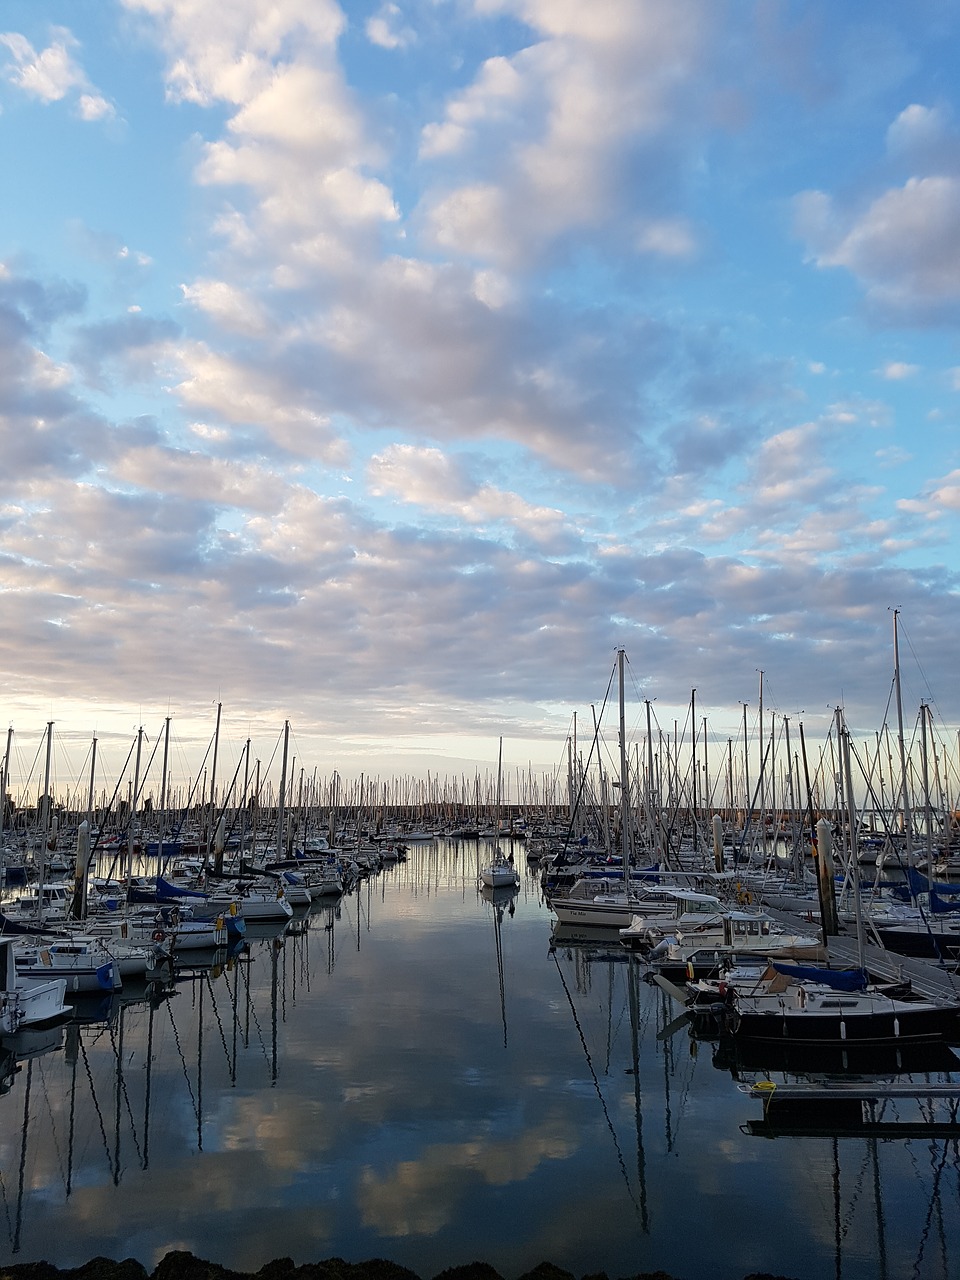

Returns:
2,0,960,787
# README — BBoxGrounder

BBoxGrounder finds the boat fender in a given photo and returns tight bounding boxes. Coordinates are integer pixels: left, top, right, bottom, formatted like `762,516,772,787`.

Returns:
152,929,165,942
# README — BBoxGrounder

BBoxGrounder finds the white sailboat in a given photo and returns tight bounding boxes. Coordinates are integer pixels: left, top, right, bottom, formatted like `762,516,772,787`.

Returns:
479,738,520,890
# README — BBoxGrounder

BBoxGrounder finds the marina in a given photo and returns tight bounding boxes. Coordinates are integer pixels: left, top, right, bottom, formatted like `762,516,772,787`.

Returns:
0,838,958,1280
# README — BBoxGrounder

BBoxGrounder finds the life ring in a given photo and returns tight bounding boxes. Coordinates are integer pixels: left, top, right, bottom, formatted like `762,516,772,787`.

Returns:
152,929,165,942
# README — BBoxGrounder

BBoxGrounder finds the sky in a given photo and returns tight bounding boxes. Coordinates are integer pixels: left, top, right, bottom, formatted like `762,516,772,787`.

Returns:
2,0,960,794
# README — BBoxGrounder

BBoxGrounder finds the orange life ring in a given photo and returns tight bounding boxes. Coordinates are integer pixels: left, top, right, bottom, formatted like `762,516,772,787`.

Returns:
152,929,165,942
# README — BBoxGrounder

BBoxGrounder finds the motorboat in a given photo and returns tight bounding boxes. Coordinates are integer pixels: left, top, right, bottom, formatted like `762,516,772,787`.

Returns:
0,936,69,1031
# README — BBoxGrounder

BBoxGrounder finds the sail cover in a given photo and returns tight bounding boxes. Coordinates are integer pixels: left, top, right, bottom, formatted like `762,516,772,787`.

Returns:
771,962,868,991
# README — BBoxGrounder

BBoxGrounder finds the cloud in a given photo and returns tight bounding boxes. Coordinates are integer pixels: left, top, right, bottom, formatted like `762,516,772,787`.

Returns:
121,0,346,106
181,279,269,336
0,26,115,119
69,311,182,389
886,102,960,169
77,92,115,121
367,444,575,550
418,0,713,267
7,1,960,771
898,469,960,518
879,361,918,380
0,266,114,500
635,218,698,260
365,4,415,51
795,103,960,320
173,342,348,463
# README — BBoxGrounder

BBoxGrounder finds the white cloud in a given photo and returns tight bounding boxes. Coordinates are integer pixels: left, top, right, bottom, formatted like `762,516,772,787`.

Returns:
875,446,912,468
366,4,415,51
121,0,346,106
174,342,348,462
418,0,712,266
181,278,269,336
898,469,960,517
367,444,573,548
635,217,698,259
0,26,114,119
0,28,85,101
419,56,523,159
886,103,948,155
76,92,115,121
796,99,960,318
879,361,918,380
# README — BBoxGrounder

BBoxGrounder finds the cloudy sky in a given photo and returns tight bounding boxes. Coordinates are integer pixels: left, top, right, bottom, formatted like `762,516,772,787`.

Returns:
2,0,960,787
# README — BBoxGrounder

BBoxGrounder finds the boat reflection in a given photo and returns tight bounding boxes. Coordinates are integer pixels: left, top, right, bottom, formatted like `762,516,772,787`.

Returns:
480,881,517,1046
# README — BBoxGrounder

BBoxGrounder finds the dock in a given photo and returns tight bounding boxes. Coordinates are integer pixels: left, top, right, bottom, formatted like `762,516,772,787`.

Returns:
759,901,960,1004
745,1081,960,1102
742,1077,960,1139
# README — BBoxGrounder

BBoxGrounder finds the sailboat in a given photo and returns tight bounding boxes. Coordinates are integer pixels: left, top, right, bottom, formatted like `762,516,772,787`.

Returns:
479,738,520,889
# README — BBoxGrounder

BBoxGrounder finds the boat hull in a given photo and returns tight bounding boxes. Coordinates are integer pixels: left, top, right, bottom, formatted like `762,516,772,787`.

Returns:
730,1004,957,1044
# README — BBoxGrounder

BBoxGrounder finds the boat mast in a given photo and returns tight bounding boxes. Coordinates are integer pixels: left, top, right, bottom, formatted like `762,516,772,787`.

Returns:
758,671,765,852
840,715,865,969
37,720,54,919
892,608,914,863
920,703,934,882
206,701,222,869
618,648,631,889
126,725,144,887
158,717,170,869
690,688,698,861
85,733,98,830
277,720,290,859
0,726,12,875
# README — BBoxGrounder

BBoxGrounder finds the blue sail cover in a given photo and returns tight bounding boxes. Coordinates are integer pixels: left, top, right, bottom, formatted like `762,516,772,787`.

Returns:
930,889,960,915
156,874,209,901
0,910,67,937
905,865,960,898
771,962,868,991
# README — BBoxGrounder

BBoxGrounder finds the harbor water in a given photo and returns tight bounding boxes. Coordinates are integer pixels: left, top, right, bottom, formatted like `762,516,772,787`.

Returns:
0,839,958,1279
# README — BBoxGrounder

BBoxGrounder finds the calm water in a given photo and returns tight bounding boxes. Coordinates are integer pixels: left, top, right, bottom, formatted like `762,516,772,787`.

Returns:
1,839,958,1280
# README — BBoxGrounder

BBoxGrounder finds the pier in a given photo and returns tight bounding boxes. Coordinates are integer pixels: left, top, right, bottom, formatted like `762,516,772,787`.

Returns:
759,901,960,1002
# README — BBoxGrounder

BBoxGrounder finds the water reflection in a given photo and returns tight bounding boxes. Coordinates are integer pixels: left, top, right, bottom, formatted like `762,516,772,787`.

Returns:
0,841,956,1280
480,882,517,1048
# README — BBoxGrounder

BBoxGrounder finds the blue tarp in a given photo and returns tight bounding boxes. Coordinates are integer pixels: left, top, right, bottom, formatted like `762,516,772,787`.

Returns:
905,865,960,897
771,962,868,991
